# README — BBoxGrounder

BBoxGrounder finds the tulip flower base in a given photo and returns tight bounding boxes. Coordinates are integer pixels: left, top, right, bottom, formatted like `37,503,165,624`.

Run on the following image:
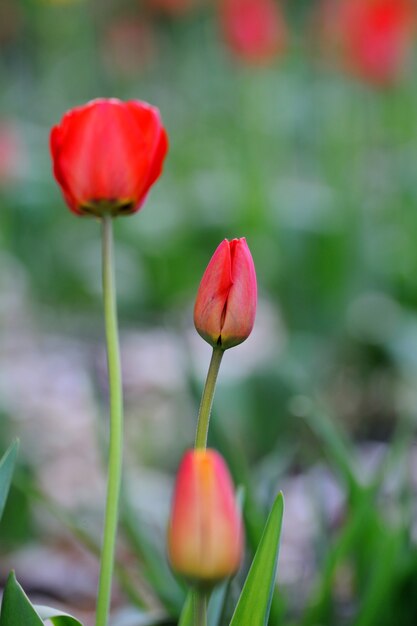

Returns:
75,198,137,218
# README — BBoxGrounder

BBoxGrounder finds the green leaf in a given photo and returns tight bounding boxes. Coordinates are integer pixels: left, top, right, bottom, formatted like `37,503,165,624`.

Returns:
0,440,19,521
0,573,84,626
178,592,193,626
229,492,284,626
354,530,402,626
35,605,83,626
0,571,43,626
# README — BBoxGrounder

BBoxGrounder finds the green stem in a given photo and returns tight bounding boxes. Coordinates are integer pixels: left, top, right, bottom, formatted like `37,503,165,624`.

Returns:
95,214,124,626
194,346,224,449
194,590,207,626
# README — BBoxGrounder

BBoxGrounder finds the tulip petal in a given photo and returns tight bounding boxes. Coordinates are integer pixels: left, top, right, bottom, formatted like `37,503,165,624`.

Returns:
220,238,257,349
194,240,233,346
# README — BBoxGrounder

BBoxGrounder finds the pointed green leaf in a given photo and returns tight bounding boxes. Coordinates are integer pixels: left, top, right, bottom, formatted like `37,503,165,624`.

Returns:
35,605,84,626
0,440,19,521
229,492,284,626
0,571,43,626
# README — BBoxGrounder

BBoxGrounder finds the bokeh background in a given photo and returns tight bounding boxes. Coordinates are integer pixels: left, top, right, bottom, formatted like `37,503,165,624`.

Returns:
1,0,417,624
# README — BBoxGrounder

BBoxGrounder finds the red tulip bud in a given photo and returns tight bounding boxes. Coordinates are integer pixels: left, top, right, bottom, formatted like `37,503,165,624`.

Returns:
194,238,257,350
50,98,168,217
167,449,243,585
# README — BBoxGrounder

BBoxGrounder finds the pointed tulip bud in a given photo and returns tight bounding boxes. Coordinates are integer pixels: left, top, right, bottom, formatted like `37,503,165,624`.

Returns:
194,238,257,350
167,449,243,586
50,98,168,217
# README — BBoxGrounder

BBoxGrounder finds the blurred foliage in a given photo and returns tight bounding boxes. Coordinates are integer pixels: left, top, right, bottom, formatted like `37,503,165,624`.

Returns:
2,0,417,625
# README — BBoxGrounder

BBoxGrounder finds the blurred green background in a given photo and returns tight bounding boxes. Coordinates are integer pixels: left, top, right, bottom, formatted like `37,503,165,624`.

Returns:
1,1,417,625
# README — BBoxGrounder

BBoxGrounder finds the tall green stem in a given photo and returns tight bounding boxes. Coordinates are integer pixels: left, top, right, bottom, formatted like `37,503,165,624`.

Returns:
194,591,207,626
95,214,124,626
194,346,224,450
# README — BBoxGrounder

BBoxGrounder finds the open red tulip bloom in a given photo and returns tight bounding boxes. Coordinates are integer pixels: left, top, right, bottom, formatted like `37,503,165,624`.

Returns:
168,449,243,585
194,238,257,350
50,98,168,216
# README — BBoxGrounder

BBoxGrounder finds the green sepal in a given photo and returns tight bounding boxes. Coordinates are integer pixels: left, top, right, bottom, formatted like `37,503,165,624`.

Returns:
178,592,193,626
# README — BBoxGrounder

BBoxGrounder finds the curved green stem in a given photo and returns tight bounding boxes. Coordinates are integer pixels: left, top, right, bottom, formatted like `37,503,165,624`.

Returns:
95,214,124,626
194,347,224,449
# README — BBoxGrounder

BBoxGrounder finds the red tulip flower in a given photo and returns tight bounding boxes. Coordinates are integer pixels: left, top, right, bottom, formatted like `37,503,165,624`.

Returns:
317,0,416,86
219,0,287,65
194,238,257,351
168,449,243,584
50,98,168,216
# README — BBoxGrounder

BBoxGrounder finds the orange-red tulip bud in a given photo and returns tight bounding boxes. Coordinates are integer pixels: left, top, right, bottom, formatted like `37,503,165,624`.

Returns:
167,449,243,585
194,238,257,350
50,98,168,217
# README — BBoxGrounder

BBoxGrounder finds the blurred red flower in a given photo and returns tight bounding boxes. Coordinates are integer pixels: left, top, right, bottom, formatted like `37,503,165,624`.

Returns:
316,0,416,86
50,98,168,217
219,0,287,65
